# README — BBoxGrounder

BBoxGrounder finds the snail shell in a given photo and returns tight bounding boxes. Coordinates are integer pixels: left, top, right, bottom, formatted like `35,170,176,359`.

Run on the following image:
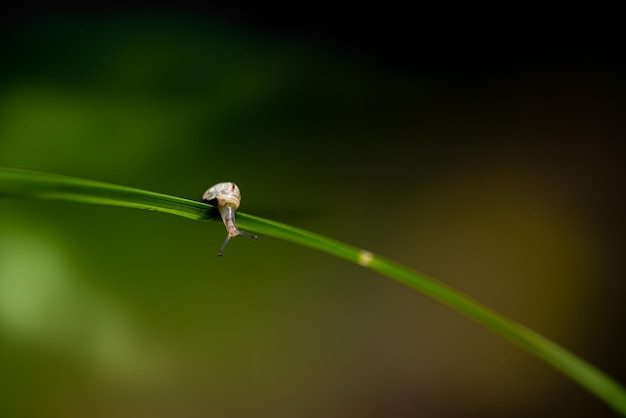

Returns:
202,182,257,257
202,182,241,210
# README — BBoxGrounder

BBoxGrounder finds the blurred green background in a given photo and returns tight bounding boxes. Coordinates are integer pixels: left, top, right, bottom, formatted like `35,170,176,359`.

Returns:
1,10,625,418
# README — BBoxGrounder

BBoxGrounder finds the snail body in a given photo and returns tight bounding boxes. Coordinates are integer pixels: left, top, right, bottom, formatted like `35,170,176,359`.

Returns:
202,182,257,257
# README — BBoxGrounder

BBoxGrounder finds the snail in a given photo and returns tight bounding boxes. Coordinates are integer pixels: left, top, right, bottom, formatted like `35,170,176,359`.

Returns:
202,182,258,257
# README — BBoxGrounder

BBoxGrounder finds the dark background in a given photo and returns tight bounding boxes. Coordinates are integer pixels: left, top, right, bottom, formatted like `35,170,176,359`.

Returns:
1,5,625,417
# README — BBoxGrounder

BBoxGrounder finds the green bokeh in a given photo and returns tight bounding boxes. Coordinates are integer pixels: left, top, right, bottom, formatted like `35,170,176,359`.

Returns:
1,16,624,417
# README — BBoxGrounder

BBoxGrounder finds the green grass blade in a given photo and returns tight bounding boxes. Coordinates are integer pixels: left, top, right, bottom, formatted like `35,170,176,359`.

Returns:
0,167,218,221
238,213,626,414
2,167,626,415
